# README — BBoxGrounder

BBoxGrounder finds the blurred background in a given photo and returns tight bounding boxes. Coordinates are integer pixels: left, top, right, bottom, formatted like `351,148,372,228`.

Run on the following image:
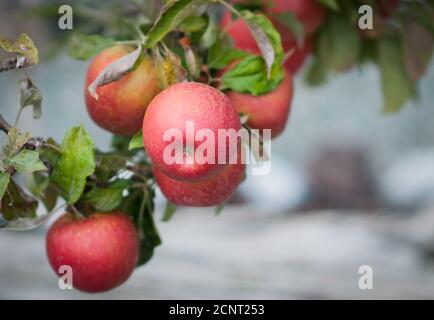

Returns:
2,0,434,299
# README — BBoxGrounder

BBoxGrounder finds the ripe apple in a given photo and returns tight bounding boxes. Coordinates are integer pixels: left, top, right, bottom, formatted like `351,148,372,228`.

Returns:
224,70,293,139
85,45,160,136
142,82,241,181
154,153,246,207
221,12,314,73
46,211,139,293
282,35,314,74
264,0,327,35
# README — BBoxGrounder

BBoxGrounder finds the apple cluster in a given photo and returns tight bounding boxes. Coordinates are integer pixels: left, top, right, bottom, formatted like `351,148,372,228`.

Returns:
46,0,322,294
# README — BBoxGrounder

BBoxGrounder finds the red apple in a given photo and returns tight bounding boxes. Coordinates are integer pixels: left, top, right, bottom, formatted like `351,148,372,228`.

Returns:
225,70,293,139
46,211,139,293
282,35,314,74
154,153,245,207
221,12,314,73
264,0,327,35
85,45,161,136
142,82,241,181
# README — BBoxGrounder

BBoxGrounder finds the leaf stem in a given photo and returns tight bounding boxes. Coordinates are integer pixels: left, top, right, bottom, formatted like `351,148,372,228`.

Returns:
115,40,141,46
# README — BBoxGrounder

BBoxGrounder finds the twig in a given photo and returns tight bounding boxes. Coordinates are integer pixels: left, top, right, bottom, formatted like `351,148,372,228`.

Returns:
0,57,32,74
0,113,60,152
0,114,12,134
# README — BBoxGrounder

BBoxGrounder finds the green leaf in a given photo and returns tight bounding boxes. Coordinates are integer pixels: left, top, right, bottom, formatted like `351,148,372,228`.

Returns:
221,55,284,95
83,179,131,212
199,13,219,49
68,33,116,60
162,201,177,222
316,0,339,11
1,179,38,221
215,203,224,216
239,10,284,78
6,128,31,158
274,12,305,46
18,78,43,119
0,33,39,65
145,0,208,48
305,55,328,86
6,150,47,173
406,2,434,36
94,152,127,183
403,22,434,82
39,138,60,166
207,35,248,69
88,44,143,100
30,173,58,211
379,33,416,113
0,172,10,201
122,188,162,266
51,126,95,204
317,14,360,72
129,130,144,150
178,15,208,33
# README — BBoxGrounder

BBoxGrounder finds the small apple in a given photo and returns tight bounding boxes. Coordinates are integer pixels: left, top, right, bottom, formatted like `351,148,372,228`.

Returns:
85,45,161,136
142,82,241,181
154,154,246,207
224,70,293,139
46,211,139,293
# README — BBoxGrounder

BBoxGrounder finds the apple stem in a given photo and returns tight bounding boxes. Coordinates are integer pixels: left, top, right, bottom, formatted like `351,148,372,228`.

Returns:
69,204,85,220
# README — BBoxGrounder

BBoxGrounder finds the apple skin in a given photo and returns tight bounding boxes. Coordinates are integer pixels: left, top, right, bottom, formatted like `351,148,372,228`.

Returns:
46,211,139,293
154,155,246,207
265,0,327,35
85,45,160,136
225,70,293,139
142,82,241,181
221,12,314,74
